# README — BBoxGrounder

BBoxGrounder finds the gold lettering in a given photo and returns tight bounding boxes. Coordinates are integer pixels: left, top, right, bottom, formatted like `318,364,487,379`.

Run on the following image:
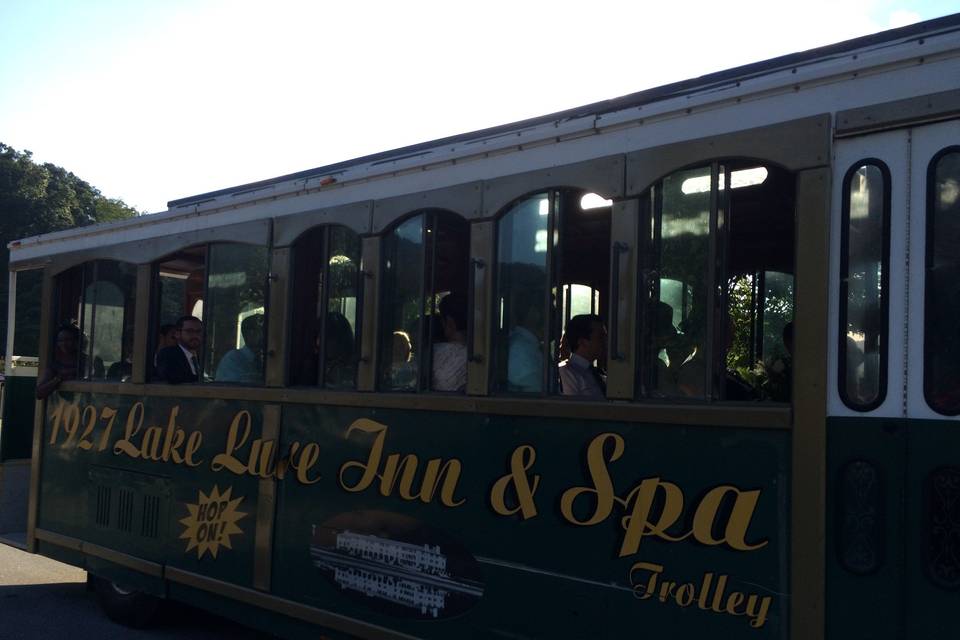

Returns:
746,595,772,629
141,426,163,461
559,433,624,526
725,591,745,615
113,402,145,458
184,431,203,467
618,477,690,556
97,406,118,452
337,419,463,504
692,485,768,551
338,419,389,492
293,442,322,484
211,411,253,474
490,445,539,519
629,561,663,601
674,583,695,607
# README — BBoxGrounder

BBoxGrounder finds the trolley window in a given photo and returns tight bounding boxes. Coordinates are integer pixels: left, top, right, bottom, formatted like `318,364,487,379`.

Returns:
152,243,268,384
53,260,137,382
924,147,960,415
839,160,890,411
288,225,362,388
639,162,795,402
494,189,612,397
377,210,470,393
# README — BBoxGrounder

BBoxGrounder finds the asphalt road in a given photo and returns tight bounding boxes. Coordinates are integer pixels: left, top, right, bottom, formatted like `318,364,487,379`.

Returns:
0,542,261,639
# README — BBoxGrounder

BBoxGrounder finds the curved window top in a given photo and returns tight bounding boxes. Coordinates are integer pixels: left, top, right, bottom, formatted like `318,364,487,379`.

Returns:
51,260,137,384
839,160,890,412
924,147,960,415
377,210,470,393
152,242,269,385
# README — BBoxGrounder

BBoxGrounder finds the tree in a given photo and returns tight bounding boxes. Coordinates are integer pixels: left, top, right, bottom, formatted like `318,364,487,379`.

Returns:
0,142,140,354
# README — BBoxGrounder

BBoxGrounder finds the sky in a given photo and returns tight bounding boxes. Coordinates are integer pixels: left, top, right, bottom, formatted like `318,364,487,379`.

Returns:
1,0,956,214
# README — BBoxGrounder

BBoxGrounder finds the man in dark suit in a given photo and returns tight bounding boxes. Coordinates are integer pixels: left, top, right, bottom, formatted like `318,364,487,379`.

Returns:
155,315,203,384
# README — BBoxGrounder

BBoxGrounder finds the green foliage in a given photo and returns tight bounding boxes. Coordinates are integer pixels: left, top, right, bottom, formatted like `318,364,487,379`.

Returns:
0,142,139,354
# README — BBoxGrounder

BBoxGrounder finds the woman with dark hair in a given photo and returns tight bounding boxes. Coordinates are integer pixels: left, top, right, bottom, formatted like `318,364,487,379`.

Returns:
432,293,467,392
36,323,82,400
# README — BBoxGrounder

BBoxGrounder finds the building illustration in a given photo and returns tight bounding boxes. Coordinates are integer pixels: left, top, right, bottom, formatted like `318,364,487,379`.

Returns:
311,529,483,619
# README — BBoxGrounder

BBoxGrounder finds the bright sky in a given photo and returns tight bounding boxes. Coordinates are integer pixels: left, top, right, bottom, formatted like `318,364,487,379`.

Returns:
0,0,956,213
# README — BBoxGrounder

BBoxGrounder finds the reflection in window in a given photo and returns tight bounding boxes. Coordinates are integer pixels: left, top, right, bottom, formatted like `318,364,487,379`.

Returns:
206,244,268,384
378,211,470,392
12,269,43,362
289,225,361,388
647,167,711,399
54,261,137,382
495,188,613,396
925,149,960,415
496,194,550,393
152,243,267,384
641,162,795,402
840,162,889,410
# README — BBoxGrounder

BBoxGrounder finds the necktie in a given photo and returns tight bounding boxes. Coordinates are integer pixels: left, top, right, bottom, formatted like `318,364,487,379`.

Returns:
591,366,607,394
190,355,200,379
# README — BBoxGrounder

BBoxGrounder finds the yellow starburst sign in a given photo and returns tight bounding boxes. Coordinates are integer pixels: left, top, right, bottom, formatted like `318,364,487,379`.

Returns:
179,485,248,559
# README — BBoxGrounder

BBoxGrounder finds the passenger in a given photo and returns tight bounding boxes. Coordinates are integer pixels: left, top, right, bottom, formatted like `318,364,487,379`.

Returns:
324,312,356,388
214,314,264,384
390,330,416,389
106,332,134,382
764,321,793,402
507,297,544,393
652,301,683,396
155,315,203,384
36,323,82,400
558,314,607,398
432,293,467,392
154,323,179,370
678,316,757,400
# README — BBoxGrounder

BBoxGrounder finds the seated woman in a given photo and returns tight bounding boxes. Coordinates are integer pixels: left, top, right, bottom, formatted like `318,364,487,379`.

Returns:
36,323,82,399
432,293,467,392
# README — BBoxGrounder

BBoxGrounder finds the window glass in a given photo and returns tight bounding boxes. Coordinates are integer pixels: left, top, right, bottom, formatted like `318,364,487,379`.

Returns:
12,269,43,363
495,194,550,393
207,243,268,384
53,261,137,382
375,211,470,393
289,225,362,388
648,167,711,399
379,215,425,391
840,162,888,409
641,163,794,402
925,149,960,414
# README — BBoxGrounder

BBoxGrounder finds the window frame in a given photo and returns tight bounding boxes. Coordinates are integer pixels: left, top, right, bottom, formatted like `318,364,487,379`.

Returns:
149,241,270,386
923,145,960,416
838,158,891,412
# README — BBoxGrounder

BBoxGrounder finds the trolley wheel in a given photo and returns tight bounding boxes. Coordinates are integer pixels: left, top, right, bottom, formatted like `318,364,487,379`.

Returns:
91,574,162,628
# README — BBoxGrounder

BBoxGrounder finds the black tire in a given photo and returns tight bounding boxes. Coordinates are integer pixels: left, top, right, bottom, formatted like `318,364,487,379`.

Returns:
91,574,162,628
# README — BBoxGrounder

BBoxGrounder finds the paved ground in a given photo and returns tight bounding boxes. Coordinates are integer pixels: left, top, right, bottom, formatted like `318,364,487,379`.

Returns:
0,542,261,639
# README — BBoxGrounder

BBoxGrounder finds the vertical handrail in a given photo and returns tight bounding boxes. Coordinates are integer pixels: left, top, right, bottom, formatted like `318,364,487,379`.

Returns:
610,242,628,361
467,257,485,363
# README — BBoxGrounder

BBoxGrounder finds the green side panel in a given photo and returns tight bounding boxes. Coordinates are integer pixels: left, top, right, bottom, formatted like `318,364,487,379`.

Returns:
273,405,791,639
38,391,261,587
1,376,36,461
826,417,906,640
827,416,960,640
36,392,791,638
904,419,960,638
